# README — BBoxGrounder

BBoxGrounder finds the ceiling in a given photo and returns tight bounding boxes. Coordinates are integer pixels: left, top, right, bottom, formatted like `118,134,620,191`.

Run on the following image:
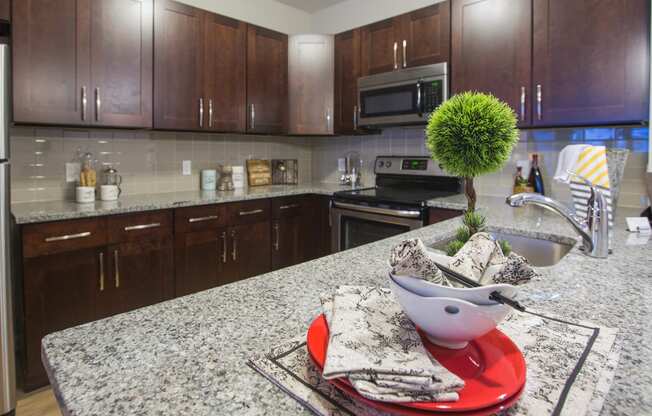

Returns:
274,0,348,13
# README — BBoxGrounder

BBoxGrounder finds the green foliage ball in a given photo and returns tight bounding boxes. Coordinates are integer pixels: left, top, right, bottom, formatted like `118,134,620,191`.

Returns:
426,92,519,178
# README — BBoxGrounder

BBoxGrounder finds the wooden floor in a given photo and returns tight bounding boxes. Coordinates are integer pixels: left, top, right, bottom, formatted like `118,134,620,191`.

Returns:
16,388,62,416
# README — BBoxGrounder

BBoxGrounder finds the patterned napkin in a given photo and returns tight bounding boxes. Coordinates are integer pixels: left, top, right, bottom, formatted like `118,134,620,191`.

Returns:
249,310,620,416
320,286,464,403
389,239,451,285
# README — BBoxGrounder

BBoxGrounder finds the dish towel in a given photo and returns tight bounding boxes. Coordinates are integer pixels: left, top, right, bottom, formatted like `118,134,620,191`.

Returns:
569,146,613,227
320,286,464,403
553,144,590,183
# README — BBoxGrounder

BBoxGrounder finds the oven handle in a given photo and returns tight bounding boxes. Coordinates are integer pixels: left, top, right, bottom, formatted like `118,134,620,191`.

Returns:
332,201,422,219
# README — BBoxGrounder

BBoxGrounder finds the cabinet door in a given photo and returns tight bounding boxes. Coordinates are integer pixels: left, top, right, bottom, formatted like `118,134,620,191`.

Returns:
288,35,335,135
399,2,450,69
13,0,91,125
532,0,649,126
227,222,271,282
204,13,246,132
451,0,532,126
247,25,288,134
361,18,401,75
89,0,153,128
101,237,173,317
334,30,362,134
174,229,226,297
154,0,204,130
271,217,302,270
23,248,102,389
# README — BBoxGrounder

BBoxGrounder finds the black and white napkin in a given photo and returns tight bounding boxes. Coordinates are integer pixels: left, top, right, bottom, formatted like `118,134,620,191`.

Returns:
320,286,464,403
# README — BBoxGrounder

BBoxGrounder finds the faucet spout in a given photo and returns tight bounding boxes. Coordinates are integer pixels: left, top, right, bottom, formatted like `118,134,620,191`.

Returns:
506,192,608,258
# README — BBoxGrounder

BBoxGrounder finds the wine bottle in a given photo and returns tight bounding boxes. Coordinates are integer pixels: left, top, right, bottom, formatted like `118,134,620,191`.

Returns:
527,154,545,195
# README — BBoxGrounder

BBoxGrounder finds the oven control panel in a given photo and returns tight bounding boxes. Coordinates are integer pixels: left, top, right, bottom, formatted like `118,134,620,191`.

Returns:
374,156,453,177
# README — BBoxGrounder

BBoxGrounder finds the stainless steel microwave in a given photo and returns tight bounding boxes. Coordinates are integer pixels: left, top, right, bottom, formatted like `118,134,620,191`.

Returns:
357,63,448,128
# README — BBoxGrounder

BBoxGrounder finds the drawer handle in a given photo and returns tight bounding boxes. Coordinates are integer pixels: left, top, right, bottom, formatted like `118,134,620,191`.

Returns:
45,231,92,242
239,209,263,216
188,215,219,223
279,204,300,210
124,223,161,232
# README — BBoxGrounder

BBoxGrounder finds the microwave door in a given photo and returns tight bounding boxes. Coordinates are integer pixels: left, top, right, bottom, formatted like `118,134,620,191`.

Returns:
359,83,419,126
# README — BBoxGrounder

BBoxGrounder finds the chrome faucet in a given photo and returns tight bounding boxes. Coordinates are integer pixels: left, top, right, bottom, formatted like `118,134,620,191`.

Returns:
506,181,609,258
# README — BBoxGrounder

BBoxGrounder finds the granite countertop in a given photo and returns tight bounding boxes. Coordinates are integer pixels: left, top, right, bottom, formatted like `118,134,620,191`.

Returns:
41,196,652,415
11,183,470,225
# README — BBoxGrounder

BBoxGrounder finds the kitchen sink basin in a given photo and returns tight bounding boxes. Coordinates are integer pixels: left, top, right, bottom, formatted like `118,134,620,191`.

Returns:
429,231,576,267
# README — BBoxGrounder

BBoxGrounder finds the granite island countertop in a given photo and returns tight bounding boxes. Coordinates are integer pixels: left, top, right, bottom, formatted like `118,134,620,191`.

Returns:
41,196,652,415
11,183,471,224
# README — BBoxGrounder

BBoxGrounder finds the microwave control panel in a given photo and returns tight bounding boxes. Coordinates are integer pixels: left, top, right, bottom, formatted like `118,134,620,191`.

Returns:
422,80,444,113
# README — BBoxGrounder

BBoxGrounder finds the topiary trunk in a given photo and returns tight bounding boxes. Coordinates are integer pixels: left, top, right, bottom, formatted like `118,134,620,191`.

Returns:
465,177,477,212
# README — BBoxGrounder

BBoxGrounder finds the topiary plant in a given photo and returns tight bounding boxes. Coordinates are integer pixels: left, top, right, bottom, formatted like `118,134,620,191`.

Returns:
426,91,519,212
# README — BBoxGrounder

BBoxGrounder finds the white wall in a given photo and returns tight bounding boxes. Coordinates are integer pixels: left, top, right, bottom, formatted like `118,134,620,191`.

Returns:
175,0,313,34
311,0,445,34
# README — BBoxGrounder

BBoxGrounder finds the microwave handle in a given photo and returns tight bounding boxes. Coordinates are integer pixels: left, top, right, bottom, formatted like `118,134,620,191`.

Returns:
416,81,423,117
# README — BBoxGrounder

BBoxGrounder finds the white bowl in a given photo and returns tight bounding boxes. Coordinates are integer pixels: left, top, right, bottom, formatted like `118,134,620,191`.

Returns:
389,275,512,349
390,273,518,306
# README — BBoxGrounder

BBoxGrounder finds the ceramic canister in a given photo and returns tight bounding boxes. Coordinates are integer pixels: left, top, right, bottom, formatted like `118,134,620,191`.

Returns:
201,169,217,191
100,185,120,201
76,186,95,204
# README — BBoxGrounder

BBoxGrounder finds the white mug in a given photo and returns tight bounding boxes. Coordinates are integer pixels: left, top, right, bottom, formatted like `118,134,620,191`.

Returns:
100,185,120,201
76,186,95,204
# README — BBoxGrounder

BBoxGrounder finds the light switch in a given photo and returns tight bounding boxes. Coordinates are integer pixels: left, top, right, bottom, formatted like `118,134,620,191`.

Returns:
65,162,81,183
182,160,192,176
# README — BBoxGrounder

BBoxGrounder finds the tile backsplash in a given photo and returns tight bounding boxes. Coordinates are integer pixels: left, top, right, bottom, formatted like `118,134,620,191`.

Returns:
9,125,649,209
9,127,313,203
311,126,650,209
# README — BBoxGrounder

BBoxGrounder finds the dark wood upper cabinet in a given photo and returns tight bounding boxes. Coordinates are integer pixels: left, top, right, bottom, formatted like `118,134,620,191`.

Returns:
334,29,362,134
247,25,288,134
451,0,532,126
90,0,153,128
13,0,153,128
361,18,400,75
204,13,247,132
154,0,204,130
13,0,91,125
399,2,450,69
0,0,10,21
532,0,650,126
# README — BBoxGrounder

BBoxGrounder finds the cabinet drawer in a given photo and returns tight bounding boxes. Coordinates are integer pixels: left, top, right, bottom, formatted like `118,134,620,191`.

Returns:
175,204,227,233
22,218,107,258
108,210,173,243
226,199,271,225
272,196,307,219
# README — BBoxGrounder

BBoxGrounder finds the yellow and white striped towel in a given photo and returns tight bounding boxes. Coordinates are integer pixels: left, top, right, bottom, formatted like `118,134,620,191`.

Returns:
569,146,613,227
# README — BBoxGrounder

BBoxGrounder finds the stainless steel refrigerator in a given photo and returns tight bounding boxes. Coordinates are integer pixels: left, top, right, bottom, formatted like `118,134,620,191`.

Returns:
0,42,15,416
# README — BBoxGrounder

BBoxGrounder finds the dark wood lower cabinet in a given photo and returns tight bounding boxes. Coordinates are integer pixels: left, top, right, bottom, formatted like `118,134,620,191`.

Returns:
22,247,103,390
272,215,302,270
226,222,271,281
174,229,227,297
428,208,463,225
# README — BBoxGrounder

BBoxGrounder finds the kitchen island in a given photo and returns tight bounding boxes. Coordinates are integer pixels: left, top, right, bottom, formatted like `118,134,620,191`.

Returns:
41,196,651,415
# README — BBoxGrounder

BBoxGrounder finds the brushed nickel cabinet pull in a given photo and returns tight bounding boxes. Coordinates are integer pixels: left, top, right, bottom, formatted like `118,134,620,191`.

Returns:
273,222,280,251
353,105,358,130
326,108,332,132
81,86,87,121
393,42,398,70
221,231,227,264
45,231,92,243
250,104,256,130
188,215,218,223
279,204,300,210
239,209,263,216
114,249,120,288
231,230,237,262
209,99,214,128
536,84,542,120
199,98,204,128
520,86,526,121
402,40,407,68
95,87,101,122
99,252,105,292
124,223,161,232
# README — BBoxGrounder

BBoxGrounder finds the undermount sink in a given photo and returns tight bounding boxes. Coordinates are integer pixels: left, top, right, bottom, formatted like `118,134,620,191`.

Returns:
429,231,576,267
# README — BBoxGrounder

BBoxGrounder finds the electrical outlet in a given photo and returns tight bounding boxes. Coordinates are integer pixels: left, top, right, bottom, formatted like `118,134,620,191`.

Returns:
65,162,81,183
182,160,192,176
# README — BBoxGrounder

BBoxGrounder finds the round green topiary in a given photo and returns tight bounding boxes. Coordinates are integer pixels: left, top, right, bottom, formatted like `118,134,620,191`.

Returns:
426,92,519,211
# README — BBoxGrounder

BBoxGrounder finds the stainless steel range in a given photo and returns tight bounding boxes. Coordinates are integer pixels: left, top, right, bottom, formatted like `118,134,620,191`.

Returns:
331,156,462,252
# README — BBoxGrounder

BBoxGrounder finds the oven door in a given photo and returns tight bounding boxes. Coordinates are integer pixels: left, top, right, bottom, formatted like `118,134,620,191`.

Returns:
331,202,424,253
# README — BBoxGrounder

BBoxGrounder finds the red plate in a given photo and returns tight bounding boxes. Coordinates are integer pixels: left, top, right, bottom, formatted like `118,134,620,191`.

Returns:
307,314,526,413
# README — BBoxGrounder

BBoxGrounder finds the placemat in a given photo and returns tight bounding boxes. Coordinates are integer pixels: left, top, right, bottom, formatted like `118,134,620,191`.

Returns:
248,310,620,416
